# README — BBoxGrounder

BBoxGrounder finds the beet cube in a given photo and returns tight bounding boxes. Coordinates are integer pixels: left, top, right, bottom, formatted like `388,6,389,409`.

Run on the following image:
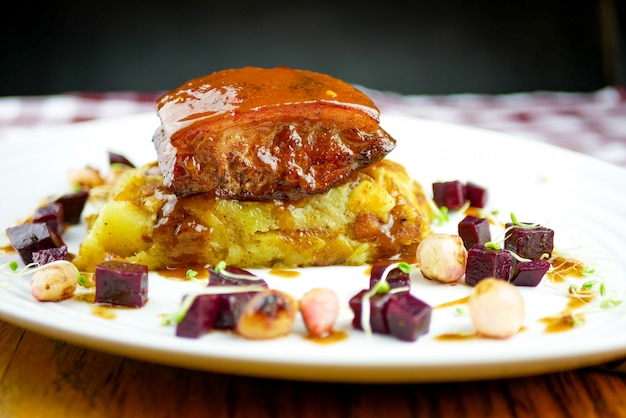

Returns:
33,202,65,235
207,266,267,330
349,289,392,334
55,190,89,225
108,151,135,168
32,245,70,265
465,244,512,286
458,215,491,250
214,292,258,330
504,223,554,260
6,222,65,265
208,265,267,287
176,294,220,338
95,260,149,307
385,293,432,342
432,181,465,210
465,182,488,208
369,263,411,291
510,259,550,287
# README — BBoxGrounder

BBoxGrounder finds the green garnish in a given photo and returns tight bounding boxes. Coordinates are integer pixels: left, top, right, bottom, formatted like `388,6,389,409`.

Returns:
484,242,500,251
214,260,227,274
375,281,390,294
212,261,265,281
398,262,412,274
432,206,449,226
0,261,39,278
583,266,596,276
581,281,596,291
185,269,198,280
510,212,519,225
600,282,606,297
600,299,622,309
77,274,89,287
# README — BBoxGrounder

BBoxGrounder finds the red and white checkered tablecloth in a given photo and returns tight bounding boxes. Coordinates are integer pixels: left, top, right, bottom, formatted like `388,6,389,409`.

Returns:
1,88,626,168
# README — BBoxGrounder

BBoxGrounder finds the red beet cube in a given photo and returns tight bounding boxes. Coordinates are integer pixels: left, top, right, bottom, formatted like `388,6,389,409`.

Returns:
369,263,411,291
207,266,267,330
176,294,220,338
32,245,70,265
95,260,149,307
385,293,432,342
33,202,65,235
6,222,65,265
109,151,135,168
349,289,392,334
510,259,550,287
504,223,554,260
432,181,465,210
465,244,512,286
55,190,89,225
458,215,491,250
465,182,488,208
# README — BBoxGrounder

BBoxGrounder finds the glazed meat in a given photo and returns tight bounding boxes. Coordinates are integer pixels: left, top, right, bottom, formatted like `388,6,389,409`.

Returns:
153,66,396,199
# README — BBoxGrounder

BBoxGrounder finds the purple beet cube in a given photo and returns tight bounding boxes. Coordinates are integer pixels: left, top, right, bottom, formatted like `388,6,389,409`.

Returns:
108,151,136,168
176,294,220,338
504,223,554,260
33,202,65,235
385,293,432,342
349,289,392,335
465,244,512,286
510,259,550,287
208,265,267,287
55,190,89,225
95,260,149,307
214,292,258,330
458,215,491,250
465,182,488,208
432,181,465,210
207,265,267,330
6,222,65,265
369,263,411,291
32,245,70,265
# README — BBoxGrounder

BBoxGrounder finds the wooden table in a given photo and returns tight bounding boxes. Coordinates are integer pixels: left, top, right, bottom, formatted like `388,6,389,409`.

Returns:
2,320,626,418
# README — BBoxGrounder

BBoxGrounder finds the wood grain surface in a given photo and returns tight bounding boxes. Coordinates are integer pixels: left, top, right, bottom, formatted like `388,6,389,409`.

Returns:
1,320,626,418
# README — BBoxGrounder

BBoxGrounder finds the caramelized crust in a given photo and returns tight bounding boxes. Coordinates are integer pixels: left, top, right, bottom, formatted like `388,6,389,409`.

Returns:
153,67,396,199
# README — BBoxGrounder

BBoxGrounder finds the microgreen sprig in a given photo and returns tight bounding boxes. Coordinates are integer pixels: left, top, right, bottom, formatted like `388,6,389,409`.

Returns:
0,261,39,278
212,261,265,281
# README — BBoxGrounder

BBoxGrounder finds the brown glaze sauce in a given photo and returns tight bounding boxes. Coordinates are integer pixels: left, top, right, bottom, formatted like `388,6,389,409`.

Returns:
156,66,381,135
304,330,348,344
157,264,210,280
540,296,589,333
436,326,528,341
91,305,117,320
547,256,587,283
0,244,16,254
269,269,301,279
434,296,470,309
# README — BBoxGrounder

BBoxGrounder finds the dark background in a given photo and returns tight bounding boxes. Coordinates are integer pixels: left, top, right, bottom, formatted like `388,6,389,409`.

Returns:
1,0,624,96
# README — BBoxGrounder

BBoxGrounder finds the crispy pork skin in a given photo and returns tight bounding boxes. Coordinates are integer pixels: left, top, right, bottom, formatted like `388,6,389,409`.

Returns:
153,66,396,199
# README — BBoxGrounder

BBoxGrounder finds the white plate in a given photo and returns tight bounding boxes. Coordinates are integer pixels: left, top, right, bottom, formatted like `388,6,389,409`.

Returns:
1,113,626,383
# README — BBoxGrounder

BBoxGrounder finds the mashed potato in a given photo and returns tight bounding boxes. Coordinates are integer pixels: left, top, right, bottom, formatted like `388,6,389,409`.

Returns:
73,159,432,272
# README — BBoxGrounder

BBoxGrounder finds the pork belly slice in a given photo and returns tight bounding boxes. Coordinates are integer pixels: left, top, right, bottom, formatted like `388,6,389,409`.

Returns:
153,66,396,199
